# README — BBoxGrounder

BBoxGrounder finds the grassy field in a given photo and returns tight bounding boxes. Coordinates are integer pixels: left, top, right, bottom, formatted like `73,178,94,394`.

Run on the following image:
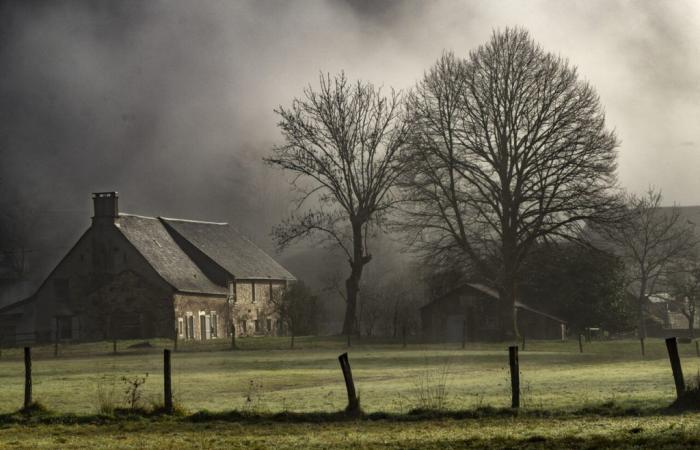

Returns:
0,336,697,413
0,337,700,448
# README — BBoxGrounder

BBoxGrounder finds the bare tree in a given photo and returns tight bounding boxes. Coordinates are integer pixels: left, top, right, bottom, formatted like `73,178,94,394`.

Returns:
604,188,698,339
666,249,700,338
269,281,319,348
398,29,621,339
0,199,41,281
354,264,426,338
357,284,382,337
266,72,408,335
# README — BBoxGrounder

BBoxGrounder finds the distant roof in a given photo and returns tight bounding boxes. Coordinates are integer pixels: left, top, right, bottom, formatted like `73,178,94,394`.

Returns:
421,282,567,324
161,217,295,281
116,215,226,295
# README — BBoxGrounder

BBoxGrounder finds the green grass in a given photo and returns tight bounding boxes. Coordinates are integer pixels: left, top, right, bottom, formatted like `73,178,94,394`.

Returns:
0,337,696,414
1,337,700,448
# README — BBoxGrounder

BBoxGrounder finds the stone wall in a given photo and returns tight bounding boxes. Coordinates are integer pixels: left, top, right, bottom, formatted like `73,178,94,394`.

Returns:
29,224,173,342
174,293,228,340
232,280,286,336
82,270,174,340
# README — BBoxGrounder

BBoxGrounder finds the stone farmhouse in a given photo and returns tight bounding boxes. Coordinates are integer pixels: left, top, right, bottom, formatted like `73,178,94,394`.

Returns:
421,283,567,342
0,192,295,345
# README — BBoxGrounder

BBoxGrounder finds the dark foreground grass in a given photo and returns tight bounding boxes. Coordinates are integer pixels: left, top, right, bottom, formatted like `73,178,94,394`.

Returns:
1,411,700,449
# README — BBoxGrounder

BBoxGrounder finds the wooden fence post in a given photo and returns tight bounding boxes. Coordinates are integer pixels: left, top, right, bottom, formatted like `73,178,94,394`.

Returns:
461,319,467,350
54,330,58,357
508,346,520,409
174,328,178,352
113,339,117,355
665,337,685,399
402,325,407,349
163,349,173,413
346,334,351,348
640,337,645,357
521,334,526,351
231,323,237,350
338,352,359,413
24,347,32,409
578,334,583,353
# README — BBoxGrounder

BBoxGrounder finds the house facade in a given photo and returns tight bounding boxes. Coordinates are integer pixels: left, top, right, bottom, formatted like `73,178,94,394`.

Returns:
421,283,567,342
0,192,295,344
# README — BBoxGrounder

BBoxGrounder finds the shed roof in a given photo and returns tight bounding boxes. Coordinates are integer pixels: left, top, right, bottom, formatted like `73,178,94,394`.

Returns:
161,217,295,281
421,282,567,324
116,214,226,295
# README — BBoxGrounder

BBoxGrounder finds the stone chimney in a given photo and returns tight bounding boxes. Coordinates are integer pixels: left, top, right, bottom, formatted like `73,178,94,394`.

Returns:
92,192,118,222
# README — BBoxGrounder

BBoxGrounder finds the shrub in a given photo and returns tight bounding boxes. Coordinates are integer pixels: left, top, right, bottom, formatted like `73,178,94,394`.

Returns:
243,380,266,413
121,373,148,411
670,370,700,410
95,374,119,415
19,401,49,416
411,363,450,411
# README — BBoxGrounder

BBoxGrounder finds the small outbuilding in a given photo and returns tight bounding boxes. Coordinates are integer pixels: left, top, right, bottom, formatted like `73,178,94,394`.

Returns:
421,283,567,342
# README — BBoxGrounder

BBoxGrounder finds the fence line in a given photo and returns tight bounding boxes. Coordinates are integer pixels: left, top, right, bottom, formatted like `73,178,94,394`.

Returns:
7,336,694,416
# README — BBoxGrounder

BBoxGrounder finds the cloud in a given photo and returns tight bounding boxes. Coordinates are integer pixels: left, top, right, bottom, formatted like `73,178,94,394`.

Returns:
1,0,699,278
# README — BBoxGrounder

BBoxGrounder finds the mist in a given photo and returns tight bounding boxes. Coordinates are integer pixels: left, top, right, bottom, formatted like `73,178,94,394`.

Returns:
1,0,699,292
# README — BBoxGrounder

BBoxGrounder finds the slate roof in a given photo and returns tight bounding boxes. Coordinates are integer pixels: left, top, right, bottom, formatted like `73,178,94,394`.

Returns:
115,215,226,295
161,217,295,281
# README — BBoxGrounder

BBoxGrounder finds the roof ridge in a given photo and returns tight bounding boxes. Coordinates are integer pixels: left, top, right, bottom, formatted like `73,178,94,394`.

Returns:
119,213,157,220
159,216,228,226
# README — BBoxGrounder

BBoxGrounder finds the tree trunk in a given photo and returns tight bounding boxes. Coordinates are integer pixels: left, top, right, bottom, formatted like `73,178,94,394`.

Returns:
689,308,695,339
342,222,368,336
499,260,519,341
497,285,517,341
342,269,360,335
638,278,648,340
499,232,520,341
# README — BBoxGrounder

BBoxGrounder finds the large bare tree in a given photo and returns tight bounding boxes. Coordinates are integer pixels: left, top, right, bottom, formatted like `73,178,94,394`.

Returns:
603,188,698,340
266,73,408,335
666,249,700,338
399,28,620,339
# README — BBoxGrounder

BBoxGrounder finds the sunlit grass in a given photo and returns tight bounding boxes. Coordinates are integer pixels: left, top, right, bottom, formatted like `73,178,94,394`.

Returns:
0,337,696,414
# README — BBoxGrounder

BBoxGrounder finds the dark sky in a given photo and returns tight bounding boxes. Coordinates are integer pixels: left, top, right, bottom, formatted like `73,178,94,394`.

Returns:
1,0,699,278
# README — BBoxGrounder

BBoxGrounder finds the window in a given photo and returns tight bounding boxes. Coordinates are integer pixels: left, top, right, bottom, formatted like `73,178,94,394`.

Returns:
178,318,184,337
251,282,256,303
199,313,208,340
53,279,69,301
266,318,272,332
254,319,260,333
211,312,218,338
186,315,195,339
